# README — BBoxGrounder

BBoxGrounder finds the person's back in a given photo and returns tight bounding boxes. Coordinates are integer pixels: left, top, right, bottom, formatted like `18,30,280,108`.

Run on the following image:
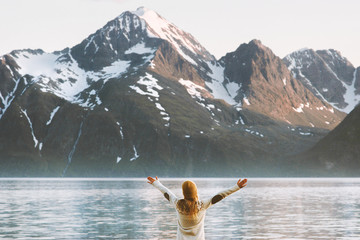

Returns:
148,177,247,240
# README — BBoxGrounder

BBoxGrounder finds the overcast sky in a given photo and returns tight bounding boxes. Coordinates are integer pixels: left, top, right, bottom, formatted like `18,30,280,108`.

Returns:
2,0,360,66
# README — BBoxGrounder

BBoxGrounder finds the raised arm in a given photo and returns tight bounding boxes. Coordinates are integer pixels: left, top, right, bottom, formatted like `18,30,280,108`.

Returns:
203,178,247,209
147,176,178,206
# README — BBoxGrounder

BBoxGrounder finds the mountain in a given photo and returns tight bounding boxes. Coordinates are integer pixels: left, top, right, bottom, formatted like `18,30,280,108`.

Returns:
288,104,360,176
219,40,345,129
0,7,347,177
284,48,360,113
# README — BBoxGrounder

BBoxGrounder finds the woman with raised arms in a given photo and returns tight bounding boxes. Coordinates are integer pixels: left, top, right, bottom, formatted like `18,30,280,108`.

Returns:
147,176,247,240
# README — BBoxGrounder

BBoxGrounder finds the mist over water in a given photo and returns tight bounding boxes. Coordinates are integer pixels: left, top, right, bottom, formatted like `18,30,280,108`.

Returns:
0,178,359,239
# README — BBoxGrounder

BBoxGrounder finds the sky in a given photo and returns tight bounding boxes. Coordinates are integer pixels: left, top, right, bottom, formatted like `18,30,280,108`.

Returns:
1,0,360,66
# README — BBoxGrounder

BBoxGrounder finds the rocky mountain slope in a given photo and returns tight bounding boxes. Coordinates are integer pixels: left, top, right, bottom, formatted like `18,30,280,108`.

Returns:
288,104,360,176
284,49,360,113
219,40,345,129
0,7,349,177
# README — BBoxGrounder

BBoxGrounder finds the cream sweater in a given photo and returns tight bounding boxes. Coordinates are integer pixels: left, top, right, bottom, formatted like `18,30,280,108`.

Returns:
152,180,241,240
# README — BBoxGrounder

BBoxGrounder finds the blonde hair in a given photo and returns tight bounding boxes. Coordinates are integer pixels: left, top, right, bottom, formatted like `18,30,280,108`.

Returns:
177,181,200,215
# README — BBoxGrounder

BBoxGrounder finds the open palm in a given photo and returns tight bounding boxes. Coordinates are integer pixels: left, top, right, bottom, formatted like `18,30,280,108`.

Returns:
147,176,158,184
237,179,247,188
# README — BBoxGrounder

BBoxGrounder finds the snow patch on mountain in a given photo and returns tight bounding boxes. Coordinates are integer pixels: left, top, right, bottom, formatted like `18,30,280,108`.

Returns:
20,109,38,148
155,102,170,123
133,7,195,52
179,79,205,100
293,103,304,113
130,145,139,161
288,126,313,136
125,41,156,55
129,72,163,98
155,102,165,111
235,116,245,125
243,97,250,106
245,128,264,138
0,77,21,120
179,78,227,122
149,60,155,69
342,69,359,113
12,50,131,104
206,62,238,105
116,122,125,140
100,59,131,82
130,73,171,126
46,106,60,125
132,7,208,65
15,51,59,77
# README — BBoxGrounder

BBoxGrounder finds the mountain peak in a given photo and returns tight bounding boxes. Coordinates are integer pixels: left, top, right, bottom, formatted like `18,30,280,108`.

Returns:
220,40,345,128
249,39,263,46
248,39,269,50
131,7,169,39
284,47,358,113
233,39,271,55
138,7,214,61
294,47,311,54
132,6,155,18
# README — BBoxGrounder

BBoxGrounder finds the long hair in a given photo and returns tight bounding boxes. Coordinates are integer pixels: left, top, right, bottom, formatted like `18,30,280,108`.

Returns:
176,180,200,215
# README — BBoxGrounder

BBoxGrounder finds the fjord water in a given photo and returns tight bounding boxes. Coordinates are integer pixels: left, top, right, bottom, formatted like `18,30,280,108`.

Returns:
0,178,359,239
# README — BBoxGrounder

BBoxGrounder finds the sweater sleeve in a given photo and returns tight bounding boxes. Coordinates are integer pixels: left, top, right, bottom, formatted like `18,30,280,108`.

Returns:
202,184,241,210
151,180,178,206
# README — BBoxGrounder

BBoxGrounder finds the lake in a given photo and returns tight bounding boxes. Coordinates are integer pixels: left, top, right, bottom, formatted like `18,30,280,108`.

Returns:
0,178,359,239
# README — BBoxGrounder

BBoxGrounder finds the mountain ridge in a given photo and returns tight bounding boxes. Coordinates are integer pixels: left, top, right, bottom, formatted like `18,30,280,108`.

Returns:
220,40,345,129
0,7,356,177
284,48,360,113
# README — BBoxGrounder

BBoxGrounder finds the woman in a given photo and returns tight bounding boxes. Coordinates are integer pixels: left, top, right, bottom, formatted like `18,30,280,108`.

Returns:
147,176,247,240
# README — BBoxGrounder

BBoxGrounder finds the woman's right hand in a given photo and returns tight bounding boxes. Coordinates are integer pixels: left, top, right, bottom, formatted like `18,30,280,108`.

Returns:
147,176,158,184
237,178,247,188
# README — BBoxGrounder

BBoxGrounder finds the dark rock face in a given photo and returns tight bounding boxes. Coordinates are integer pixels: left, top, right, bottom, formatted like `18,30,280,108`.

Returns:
355,67,360,95
316,50,354,85
71,11,160,71
0,8,353,177
284,49,359,112
0,54,28,119
290,105,360,176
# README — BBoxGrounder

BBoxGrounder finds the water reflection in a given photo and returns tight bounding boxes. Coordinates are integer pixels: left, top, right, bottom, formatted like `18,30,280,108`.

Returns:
0,178,359,239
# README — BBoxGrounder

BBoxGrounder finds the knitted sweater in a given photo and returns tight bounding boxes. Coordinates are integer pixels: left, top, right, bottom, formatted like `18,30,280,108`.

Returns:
151,180,241,240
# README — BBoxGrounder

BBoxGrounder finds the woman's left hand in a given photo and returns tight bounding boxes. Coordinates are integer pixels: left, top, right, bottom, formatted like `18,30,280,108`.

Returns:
147,176,158,184
237,178,247,188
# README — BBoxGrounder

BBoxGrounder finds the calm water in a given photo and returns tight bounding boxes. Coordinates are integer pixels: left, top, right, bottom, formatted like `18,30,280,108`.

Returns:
0,178,360,239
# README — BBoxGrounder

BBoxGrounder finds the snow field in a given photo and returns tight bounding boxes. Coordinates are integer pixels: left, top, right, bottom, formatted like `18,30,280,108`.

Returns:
13,50,131,106
132,7,203,66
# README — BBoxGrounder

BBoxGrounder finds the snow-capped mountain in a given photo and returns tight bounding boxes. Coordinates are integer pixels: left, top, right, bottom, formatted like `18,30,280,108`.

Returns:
71,7,214,70
0,7,350,177
284,48,360,113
